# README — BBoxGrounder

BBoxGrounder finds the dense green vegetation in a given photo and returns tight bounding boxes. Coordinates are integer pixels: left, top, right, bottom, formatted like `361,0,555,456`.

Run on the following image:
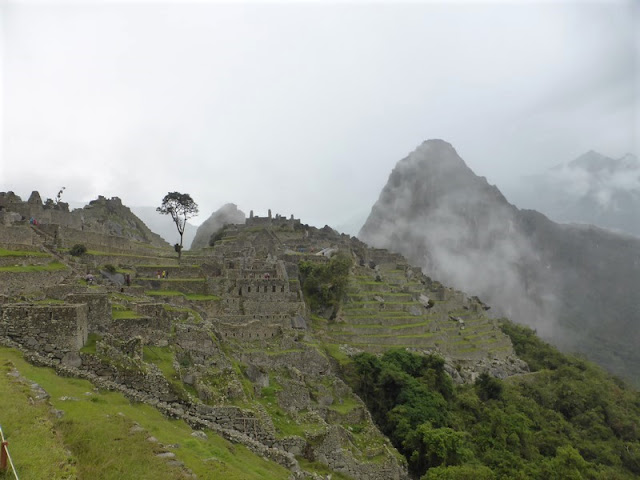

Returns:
340,321,640,479
299,253,352,316
69,243,87,256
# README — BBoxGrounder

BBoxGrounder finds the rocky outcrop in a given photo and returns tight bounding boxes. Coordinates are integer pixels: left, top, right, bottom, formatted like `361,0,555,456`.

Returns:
191,203,246,250
76,196,169,247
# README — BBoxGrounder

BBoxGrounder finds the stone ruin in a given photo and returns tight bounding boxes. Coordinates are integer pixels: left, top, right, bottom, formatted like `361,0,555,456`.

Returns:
246,208,301,229
0,190,78,228
0,198,526,480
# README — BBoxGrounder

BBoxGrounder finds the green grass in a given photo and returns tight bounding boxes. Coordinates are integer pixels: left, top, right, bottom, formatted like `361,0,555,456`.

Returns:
143,346,177,380
344,301,417,307
396,332,436,339
145,290,184,297
145,291,220,302
0,261,68,273
0,355,77,479
80,333,101,354
322,343,352,366
0,347,290,479
0,248,51,257
137,277,204,282
328,395,360,415
185,294,221,301
142,346,197,400
257,378,324,438
112,308,142,320
109,292,136,301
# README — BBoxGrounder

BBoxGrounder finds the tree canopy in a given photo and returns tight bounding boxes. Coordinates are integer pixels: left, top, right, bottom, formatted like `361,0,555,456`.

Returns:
341,324,640,479
157,192,198,257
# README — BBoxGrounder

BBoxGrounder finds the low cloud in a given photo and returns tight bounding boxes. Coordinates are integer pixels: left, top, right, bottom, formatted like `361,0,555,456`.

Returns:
360,140,563,340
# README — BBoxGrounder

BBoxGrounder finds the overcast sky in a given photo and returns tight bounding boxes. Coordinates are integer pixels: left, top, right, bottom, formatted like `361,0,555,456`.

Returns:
1,0,638,232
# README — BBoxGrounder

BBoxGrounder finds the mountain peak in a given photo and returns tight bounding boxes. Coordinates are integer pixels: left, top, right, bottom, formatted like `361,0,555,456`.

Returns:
190,203,246,250
568,150,617,172
408,139,465,165
360,142,640,386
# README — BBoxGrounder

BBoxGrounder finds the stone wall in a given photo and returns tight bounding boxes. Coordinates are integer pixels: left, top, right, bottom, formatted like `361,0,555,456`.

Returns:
0,255,53,267
174,324,217,364
245,213,300,230
134,302,167,319
217,313,292,326
0,225,36,247
0,303,88,354
217,321,282,341
44,284,92,299
80,346,178,402
135,265,204,279
0,197,80,228
135,279,208,295
242,348,330,377
66,293,112,333
309,426,406,480
109,315,172,345
57,226,158,255
0,270,70,295
367,249,406,267
81,253,179,269
242,300,305,316
193,404,277,446
236,279,290,297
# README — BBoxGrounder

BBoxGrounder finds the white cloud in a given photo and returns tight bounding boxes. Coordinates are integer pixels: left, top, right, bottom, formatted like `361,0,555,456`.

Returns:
1,1,637,229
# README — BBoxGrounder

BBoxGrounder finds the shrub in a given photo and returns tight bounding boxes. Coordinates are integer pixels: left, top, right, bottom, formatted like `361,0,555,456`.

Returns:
209,229,225,246
104,264,117,274
69,244,87,256
299,252,352,315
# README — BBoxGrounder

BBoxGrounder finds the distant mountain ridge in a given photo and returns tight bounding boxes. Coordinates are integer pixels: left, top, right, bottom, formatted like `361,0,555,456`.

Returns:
360,139,640,385
507,150,640,237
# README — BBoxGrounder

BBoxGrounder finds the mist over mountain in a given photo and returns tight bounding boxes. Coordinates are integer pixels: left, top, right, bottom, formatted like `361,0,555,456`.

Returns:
191,203,246,250
360,139,640,385
505,151,640,237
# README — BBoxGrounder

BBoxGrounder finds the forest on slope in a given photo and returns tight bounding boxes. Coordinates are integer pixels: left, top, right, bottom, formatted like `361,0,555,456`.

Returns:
338,322,640,479
300,253,640,479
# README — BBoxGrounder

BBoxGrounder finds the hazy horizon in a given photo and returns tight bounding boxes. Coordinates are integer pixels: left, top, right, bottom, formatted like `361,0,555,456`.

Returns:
1,0,638,232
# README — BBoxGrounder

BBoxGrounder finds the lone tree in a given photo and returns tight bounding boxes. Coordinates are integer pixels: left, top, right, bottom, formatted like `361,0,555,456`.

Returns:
157,192,198,259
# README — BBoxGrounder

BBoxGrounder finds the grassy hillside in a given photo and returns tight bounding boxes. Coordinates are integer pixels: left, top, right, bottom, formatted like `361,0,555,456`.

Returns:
0,347,290,480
